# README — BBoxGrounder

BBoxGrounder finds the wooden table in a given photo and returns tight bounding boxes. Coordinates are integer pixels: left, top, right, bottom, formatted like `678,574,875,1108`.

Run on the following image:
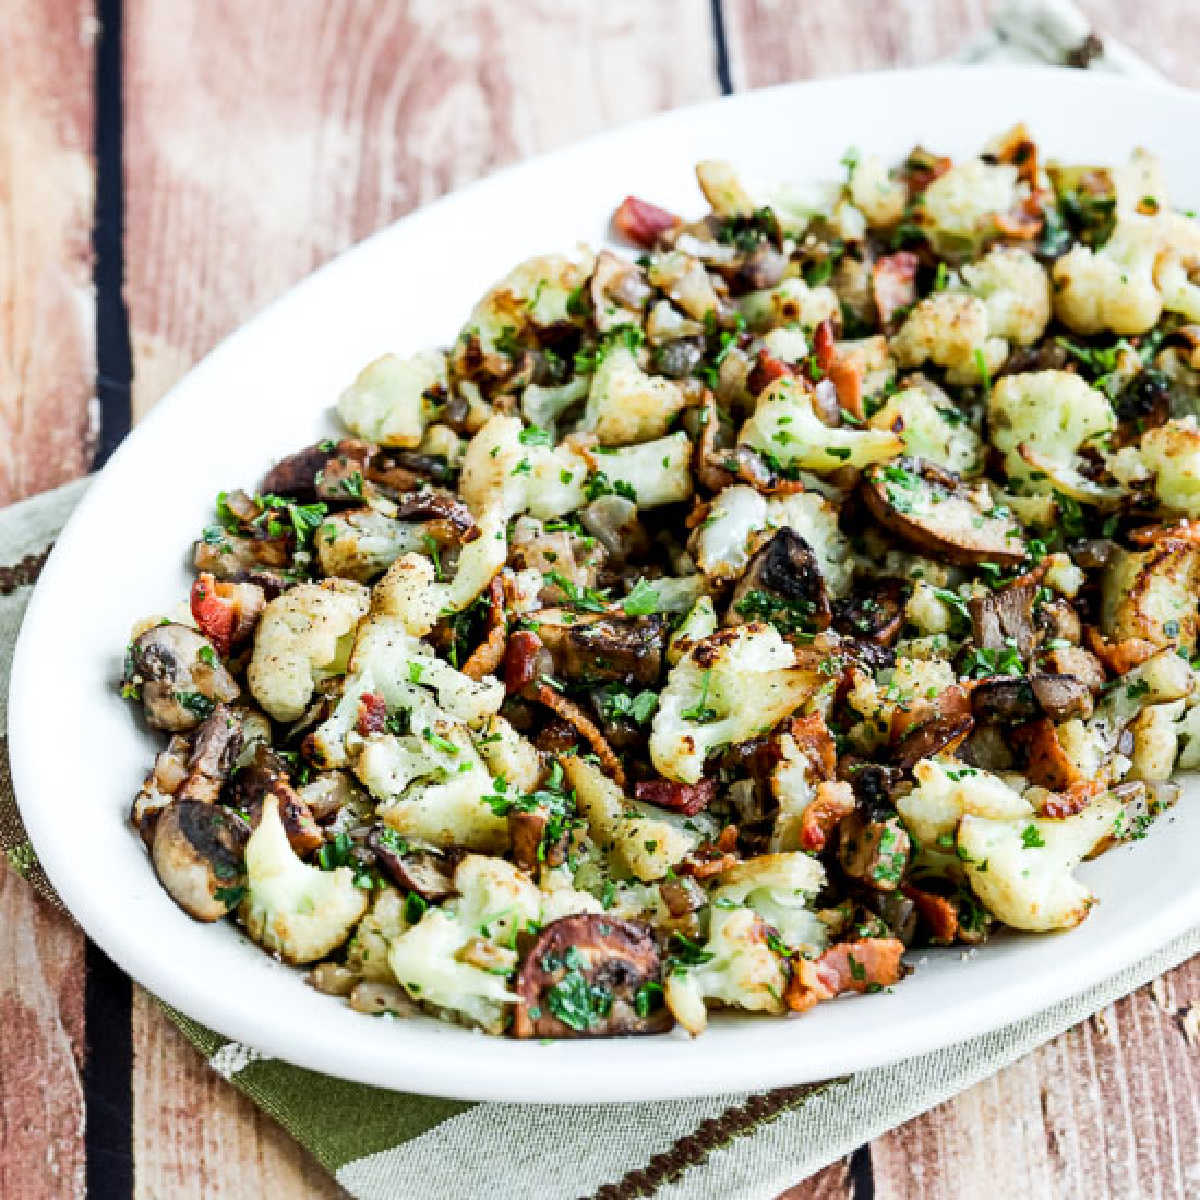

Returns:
2,2,1197,1196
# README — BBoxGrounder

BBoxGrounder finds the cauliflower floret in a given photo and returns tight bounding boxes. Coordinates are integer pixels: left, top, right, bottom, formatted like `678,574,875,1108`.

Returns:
386,855,540,1032
694,485,768,580
474,714,541,795
1052,213,1164,334
521,375,590,433
958,246,1051,346
895,758,1033,848
562,756,703,882
1127,699,1186,781
867,385,983,476
645,250,721,321
764,491,853,596
920,159,1019,260
848,154,906,227
465,252,593,351
368,506,507,638
1100,543,1200,651
739,378,903,472
581,345,688,446
957,795,1125,932
905,581,953,636
987,369,1116,493
766,730,823,851
713,853,827,953
667,595,718,666
1136,417,1200,517
844,658,957,753
315,508,427,582
664,907,787,1034
308,612,504,768
247,580,369,722
889,292,1005,388
695,158,755,218
650,624,820,783
367,724,508,852
737,277,840,333
1152,213,1200,322
336,351,447,449
1114,147,1168,214
346,886,409,981
239,794,369,964
459,415,589,520
587,432,693,508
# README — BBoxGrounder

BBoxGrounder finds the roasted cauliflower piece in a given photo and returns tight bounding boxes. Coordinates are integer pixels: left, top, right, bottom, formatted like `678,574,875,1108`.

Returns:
336,351,447,449
239,794,368,964
582,345,688,446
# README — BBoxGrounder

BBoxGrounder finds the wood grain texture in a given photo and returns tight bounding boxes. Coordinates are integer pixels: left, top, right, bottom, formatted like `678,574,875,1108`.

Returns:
0,0,96,505
122,2,718,1192
0,864,87,1200
0,1,93,1195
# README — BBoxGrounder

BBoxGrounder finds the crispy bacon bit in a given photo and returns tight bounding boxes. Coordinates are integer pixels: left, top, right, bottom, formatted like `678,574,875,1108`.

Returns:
785,937,906,1013
1013,717,1083,790
355,692,388,737
679,823,740,880
532,683,626,788
1038,779,1102,819
799,779,856,852
1084,626,1158,675
1129,519,1200,546
812,318,865,420
748,348,794,396
504,630,547,695
189,572,265,657
634,777,718,817
788,713,837,781
872,251,920,328
900,148,952,197
612,195,681,249
462,577,507,681
995,206,1043,240
901,884,959,945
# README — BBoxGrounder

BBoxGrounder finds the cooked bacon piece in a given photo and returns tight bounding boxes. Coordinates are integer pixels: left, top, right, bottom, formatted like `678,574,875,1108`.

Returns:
747,348,794,397
890,682,972,742
634,777,718,817
901,884,959,945
788,713,837,781
812,318,865,420
532,682,626,788
871,251,919,328
785,937,906,1013
799,779,856,852
504,630,549,695
1128,519,1200,546
1013,717,1084,790
462,577,507,681
1038,779,1103,819
189,572,265,657
995,205,1042,239
899,147,952,196
356,692,388,737
1084,626,1159,676
678,824,740,880
612,195,681,249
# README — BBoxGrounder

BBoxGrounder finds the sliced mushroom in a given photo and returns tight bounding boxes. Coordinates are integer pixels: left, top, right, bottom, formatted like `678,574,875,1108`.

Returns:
259,438,373,501
832,577,909,644
295,770,362,823
177,704,243,803
969,580,1039,661
391,489,480,544
534,611,665,686
892,713,974,771
838,811,911,891
365,831,455,900
1030,674,1093,721
131,735,192,849
192,530,291,586
581,495,651,564
727,528,832,633
861,458,1027,567
151,799,248,921
513,915,672,1038
225,744,324,856
125,623,240,732
970,677,1038,723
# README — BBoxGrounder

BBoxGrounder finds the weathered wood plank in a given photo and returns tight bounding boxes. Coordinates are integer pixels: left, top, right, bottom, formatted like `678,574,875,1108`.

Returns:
122,2,718,1192
0,0,96,505
0,0,94,1194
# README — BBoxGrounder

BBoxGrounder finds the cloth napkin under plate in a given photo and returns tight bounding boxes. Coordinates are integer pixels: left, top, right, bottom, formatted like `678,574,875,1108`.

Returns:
3,6,1197,1196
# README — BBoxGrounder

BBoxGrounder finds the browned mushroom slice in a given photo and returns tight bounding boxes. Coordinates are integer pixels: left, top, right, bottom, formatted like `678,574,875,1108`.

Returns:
832,578,909,645
728,528,832,634
225,744,323,856
970,677,1038,723
969,580,1039,661
513,915,672,1038
124,623,240,732
534,611,665,686
176,704,243,803
1030,674,1093,721
151,799,249,921
366,830,455,901
259,438,373,501
838,811,911,891
892,713,974,771
391,489,480,543
861,458,1027,566
131,735,193,848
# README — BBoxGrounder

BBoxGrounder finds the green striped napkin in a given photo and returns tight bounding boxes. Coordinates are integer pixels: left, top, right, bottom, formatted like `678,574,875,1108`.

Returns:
4,10,1197,1193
